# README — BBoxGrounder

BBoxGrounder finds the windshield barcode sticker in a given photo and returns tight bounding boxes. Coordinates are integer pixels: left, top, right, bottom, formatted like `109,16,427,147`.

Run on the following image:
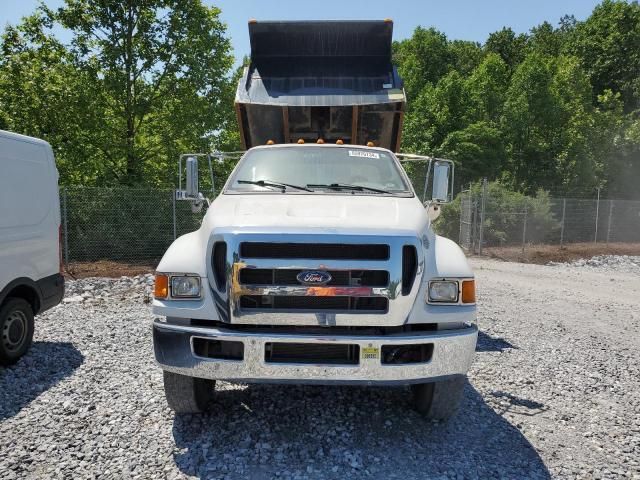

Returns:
349,150,380,159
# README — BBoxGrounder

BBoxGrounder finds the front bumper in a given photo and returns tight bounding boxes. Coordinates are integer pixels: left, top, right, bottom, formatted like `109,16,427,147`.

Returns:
153,319,477,385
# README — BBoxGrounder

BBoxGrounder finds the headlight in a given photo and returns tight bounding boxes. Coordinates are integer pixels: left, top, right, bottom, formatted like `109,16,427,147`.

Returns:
428,280,459,303
170,275,202,298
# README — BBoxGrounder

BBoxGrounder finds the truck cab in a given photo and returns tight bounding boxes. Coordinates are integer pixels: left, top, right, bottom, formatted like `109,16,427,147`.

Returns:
152,20,477,419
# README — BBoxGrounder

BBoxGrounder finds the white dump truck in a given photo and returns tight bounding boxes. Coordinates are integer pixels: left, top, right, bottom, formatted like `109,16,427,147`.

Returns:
152,20,477,419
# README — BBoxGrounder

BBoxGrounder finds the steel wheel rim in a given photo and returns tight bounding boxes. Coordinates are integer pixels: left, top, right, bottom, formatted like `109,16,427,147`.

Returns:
2,310,27,352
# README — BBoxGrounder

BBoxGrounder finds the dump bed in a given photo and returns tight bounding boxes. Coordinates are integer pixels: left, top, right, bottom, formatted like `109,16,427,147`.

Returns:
235,20,406,151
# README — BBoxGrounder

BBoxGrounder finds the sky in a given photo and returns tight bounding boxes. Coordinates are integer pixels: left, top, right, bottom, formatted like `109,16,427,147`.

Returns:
1,0,603,62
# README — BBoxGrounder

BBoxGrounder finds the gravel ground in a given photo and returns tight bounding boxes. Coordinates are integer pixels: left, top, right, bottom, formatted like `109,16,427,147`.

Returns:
1,257,639,479
549,254,640,274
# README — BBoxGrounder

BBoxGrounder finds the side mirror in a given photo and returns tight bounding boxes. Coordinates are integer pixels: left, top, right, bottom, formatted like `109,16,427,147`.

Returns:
185,156,199,198
432,161,451,202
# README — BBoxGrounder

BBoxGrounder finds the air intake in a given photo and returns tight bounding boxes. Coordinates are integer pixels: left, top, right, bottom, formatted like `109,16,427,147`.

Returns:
401,245,417,296
212,242,227,290
239,242,389,260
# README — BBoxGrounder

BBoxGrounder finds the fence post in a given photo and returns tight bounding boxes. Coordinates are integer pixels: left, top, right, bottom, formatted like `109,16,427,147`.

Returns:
606,200,614,244
62,187,69,268
560,198,566,248
458,193,463,245
172,190,177,240
522,204,528,254
594,187,600,244
478,178,487,255
471,200,478,254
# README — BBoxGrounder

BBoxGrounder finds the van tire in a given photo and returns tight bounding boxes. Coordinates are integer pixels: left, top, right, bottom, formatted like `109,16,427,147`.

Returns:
163,371,215,413
0,298,34,366
411,376,466,420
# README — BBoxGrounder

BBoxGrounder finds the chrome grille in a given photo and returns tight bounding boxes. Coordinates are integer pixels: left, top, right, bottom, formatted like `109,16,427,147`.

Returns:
207,232,424,326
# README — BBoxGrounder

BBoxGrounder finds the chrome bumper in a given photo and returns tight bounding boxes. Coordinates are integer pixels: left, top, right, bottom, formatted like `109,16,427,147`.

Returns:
153,319,477,385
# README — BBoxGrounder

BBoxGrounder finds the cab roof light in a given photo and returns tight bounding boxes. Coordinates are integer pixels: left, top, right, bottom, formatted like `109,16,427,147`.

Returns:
266,139,275,145
248,18,257,24
366,141,375,147
297,138,305,144
317,138,325,144
336,139,344,145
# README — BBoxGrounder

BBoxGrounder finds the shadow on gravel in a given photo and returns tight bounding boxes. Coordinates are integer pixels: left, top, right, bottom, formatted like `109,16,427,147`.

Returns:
477,330,516,352
171,381,551,479
0,341,83,421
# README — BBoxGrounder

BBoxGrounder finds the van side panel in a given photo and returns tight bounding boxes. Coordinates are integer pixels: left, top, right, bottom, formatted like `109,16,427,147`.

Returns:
0,132,61,304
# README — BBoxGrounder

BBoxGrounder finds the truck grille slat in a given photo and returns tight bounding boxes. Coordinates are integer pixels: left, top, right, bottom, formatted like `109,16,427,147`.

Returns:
240,295,388,312
239,242,389,260
239,268,389,287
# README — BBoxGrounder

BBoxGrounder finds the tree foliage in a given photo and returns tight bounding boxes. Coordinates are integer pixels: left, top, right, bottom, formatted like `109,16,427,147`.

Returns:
0,0,235,186
399,1,640,199
0,1,639,198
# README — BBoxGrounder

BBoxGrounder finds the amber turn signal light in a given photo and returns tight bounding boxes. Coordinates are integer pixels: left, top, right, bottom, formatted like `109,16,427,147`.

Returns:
461,280,476,303
154,274,169,299
366,141,375,147
336,139,344,145
297,138,305,144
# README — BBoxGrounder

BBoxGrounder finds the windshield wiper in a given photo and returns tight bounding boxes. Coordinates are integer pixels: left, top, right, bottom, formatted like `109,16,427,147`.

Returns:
307,183,393,194
237,179,313,192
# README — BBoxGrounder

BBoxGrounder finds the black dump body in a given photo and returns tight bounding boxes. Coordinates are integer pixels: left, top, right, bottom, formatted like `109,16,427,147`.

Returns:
235,20,406,151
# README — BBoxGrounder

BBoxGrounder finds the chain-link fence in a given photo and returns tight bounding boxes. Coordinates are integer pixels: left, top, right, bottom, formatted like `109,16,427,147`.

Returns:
60,187,207,266
457,181,640,254
60,181,640,267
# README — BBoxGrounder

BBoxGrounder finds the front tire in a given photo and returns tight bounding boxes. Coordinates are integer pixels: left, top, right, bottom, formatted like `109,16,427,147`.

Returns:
0,298,34,366
411,376,466,420
163,371,215,413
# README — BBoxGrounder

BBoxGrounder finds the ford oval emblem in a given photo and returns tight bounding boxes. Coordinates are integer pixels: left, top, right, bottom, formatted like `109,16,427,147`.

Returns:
297,270,332,285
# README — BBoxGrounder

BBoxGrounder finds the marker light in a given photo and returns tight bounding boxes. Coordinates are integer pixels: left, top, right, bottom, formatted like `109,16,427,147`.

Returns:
366,141,375,147
461,280,476,303
266,139,275,145
297,139,305,144
317,138,325,144
154,274,169,299
336,139,344,145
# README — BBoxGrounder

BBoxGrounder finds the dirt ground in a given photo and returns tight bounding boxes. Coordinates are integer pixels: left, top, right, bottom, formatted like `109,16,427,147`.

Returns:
64,259,158,279
63,243,640,278
480,242,640,264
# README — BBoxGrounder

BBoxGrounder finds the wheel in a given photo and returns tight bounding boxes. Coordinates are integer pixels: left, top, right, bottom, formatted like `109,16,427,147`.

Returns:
163,371,215,413
411,376,466,420
0,298,35,366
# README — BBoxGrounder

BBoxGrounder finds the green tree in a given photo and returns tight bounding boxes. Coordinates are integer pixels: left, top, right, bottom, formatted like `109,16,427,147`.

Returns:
466,53,509,122
403,71,473,154
485,27,528,70
449,40,485,76
566,0,640,111
394,27,452,100
0,14,110,185
49,0,235,185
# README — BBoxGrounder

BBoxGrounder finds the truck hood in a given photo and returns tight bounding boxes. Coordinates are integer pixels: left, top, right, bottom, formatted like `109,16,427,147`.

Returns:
204,194,429,236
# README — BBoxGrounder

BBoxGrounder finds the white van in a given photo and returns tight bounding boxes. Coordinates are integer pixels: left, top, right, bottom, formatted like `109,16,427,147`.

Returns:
0,130,65,366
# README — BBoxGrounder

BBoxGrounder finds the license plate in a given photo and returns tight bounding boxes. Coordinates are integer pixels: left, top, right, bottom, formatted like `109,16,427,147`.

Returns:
361,345,380,360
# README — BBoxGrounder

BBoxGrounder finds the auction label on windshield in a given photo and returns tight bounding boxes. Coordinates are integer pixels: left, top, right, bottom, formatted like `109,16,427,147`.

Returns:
362,344,380,360
349,150,380,159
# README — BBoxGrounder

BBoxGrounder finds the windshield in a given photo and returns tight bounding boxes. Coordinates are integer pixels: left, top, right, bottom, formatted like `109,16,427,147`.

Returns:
225,146,412,195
